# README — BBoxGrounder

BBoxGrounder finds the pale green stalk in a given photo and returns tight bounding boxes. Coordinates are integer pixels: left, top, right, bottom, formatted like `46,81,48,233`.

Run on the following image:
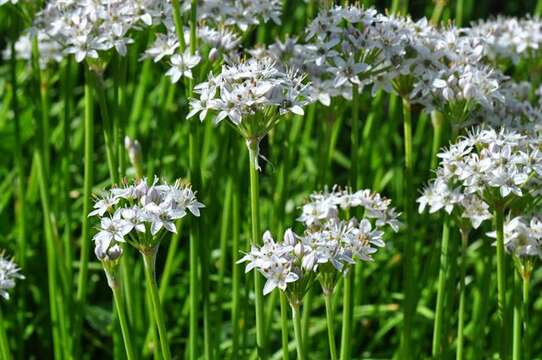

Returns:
292,303,305,360
430,111,444,170
10,38,26,271
36,150,64,359
456,228,469,360
142,248,171,360
432,219,450,357
248,141,267,359
401,98,415,357
0,307,11,360
231,169,242,359
522,270,530,360
324,292,338,360
107,269,136,360
495,204,507,360
75,66,94,354
279,292,290,360
512,271,521,360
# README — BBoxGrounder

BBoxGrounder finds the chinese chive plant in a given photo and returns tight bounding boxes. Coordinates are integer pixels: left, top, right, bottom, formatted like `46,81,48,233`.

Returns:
239,186,400,360
89,177,203,360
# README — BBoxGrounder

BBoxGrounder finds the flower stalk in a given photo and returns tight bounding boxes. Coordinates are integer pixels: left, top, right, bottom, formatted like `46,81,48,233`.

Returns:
248,139,267,359
142,246,171,360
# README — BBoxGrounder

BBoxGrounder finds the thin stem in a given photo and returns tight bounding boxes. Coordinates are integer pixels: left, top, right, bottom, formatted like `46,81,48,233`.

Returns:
433,219,450,357
340,271,353,360
401,97,415,357
430,0,446,25
430,111,444,170
456,228,469,360
495,205,507,359
92,72,119,184
248,140,267,359
512,271,521,360
324,292,338,360
142,249,171,360
0,307,11,360
231,175,241,359
76,67,94,352
292,303,306,360
280,292,290,360
109,275,136,360
522,271,530,360
10,37,27,271
455,0,465,26
35,150,63,359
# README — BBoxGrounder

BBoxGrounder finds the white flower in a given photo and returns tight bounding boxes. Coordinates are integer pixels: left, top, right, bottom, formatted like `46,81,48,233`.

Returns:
165,50,201,83
0,253,24,300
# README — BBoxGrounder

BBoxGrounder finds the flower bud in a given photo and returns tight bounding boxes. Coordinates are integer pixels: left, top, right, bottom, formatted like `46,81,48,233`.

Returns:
208,47,219,63
107,245,123,261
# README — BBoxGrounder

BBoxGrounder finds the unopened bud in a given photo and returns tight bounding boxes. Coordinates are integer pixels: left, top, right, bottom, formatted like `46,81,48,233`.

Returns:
208,48,219,63
124,136,143,178
107,245,123,261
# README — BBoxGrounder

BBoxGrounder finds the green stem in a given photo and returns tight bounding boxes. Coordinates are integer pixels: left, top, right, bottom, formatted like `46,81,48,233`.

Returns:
75,67,94,352
522,271,530,360
433,219,450,357
430,111,444,171
280,292,290,360
292,303,305,360
248,140,266,359
430,0,446,25
456,228,468,360
116,56,128,177
340,271,353,360
536,0,542,16
142,249,171,360
512,271,521,360
495,205,507,359
92,72,119,184
401,98,415,357
324,292,338,360
10,38,26,270
36,150,63,359
455,0,465,26
109,272,136,360
231,175,241,359
0,307,11,360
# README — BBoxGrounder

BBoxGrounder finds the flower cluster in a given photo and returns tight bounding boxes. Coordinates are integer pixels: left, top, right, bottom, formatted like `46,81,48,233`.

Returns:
468,16,542,64
0,253,24,300
249,5,504,121
89,177,204,260
33,0,164,62
238,186,400,296
487,216,542,258
188,57,310,138
181,0,282,31
418,127,542,228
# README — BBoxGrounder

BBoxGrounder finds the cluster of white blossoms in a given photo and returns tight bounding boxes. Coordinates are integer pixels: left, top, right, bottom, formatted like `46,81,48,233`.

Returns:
0,253,24,300
33,0,164,62
89,177,204,261
2,31,63,69
418,127,542,228
188,58,310,132
487,216,542,258
249,5,504,120
180,0,282,32
143,0,283,84
468,16,542,64
238,186,400,295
